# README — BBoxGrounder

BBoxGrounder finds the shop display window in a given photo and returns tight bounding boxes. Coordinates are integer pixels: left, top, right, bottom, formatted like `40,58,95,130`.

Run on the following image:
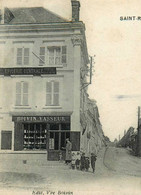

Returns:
23,122,70,150
23,123,47,150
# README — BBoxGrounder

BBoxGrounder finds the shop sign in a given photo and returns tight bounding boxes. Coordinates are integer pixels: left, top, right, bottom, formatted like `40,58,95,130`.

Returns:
12,116,70,123
0,67,56,76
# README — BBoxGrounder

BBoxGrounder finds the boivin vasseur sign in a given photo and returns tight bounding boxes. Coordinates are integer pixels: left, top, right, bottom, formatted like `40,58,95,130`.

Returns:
12,116,70,123
0,67,56,76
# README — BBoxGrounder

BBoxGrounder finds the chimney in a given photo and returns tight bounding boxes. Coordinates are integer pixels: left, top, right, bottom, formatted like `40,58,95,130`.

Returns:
71,0,80,22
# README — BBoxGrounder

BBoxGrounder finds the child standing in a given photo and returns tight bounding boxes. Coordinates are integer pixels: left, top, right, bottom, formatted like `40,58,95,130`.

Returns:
85,157,90,171
91,153,97,173
80,152,85,171
75,152,80,170
71,152,76,169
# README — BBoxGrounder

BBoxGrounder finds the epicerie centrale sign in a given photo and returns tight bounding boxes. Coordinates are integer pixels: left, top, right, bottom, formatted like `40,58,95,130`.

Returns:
0,67,56,76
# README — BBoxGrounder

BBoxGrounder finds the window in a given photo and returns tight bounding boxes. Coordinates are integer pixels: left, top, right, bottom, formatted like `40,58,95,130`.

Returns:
17,48,29,65
23,123,47,150
46,81,59,106
16,82,28,106
48,46,67,65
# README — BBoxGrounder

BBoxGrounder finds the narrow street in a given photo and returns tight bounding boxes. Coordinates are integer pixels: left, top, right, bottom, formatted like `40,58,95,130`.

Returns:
0,147,141,195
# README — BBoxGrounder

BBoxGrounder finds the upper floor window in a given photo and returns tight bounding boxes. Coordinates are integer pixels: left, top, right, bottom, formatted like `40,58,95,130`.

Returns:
17,48,29,65
16,82,28,106
48,46,61,65
39,46,67,66
46,81,59,106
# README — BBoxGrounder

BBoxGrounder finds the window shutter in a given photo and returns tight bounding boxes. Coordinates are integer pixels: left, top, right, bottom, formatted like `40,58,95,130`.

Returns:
48,47,54,65
55,47,61,65
16,82,21,105
0,44,4,65
24,48,29,65
53,81,59,106
39,47,45,65
1,131,12,150
17,48,22,65
62,46,67,64
23,82,28,105
46,82,52,106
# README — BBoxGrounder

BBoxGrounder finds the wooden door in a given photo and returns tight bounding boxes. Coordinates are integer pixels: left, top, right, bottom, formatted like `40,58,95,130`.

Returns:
14,122,24,151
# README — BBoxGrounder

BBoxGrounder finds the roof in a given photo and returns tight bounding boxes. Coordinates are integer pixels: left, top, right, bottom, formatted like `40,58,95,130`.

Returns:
4,7,68,24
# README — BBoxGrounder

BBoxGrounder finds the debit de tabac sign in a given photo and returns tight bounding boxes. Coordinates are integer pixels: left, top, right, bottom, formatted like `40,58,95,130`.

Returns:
0,67,56,76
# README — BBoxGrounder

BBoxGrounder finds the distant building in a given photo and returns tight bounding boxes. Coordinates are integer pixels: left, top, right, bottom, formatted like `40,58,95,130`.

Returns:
117,127,134,148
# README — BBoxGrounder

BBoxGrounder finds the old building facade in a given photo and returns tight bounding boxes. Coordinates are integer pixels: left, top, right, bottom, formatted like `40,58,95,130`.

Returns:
80,90,105,156
0,1,104,160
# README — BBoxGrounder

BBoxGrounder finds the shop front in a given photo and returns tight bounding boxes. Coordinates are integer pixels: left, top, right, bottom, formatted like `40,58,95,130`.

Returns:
12,116,80,160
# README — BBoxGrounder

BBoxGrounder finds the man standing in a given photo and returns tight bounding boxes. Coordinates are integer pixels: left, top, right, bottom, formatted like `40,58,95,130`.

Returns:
91,153,97,173
65,138,72,164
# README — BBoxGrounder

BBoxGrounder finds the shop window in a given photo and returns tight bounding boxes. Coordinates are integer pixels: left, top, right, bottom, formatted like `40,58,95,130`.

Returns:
48,46,67,65
17,48,29,65
23,123,47,150
61,123,70,130
50,124,59,130
46,81,59,106
16,82,29,106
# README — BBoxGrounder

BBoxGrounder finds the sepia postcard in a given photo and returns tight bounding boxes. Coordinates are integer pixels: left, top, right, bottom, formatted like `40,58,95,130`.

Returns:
0,0,141,195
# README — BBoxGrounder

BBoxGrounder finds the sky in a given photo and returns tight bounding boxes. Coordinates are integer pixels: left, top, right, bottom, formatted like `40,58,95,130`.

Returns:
1,0,141,141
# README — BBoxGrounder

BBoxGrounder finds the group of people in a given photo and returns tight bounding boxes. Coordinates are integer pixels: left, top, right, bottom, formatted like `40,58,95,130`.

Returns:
64,138,97,173
71,152,97,173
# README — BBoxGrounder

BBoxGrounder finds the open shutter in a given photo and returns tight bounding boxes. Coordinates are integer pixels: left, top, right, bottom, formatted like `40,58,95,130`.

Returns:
16,82,21,105
17,48,22,65
39,47,45,65
0,44,5,66
24,48,29,65
14,122,24,151
53,81,59,106
46,82,52,106
55,47,61,65
62,46,67,64
70,132,80,151
23,82,28,105
48,47,54,65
